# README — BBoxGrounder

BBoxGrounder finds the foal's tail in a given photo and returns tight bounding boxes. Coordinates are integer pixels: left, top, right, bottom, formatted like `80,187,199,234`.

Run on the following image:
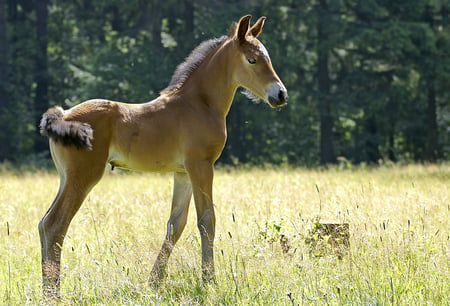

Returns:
40,106,93,150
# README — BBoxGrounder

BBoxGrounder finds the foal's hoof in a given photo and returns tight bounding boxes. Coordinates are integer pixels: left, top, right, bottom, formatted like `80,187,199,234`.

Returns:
202,271,217,285
149,269,167,288
41,288,60,304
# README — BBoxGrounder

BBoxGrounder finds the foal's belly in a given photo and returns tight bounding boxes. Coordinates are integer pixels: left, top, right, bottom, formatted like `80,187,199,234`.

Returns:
108,147,186,173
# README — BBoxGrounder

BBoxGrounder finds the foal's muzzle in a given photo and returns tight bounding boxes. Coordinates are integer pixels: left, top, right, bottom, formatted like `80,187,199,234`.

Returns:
267,83,288,108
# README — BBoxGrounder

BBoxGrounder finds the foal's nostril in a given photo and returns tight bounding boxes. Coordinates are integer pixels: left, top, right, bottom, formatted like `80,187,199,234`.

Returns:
279,90,288,103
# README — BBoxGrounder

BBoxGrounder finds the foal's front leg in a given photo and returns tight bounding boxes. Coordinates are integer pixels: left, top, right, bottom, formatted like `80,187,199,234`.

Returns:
185,159,216,282
151,172,192,282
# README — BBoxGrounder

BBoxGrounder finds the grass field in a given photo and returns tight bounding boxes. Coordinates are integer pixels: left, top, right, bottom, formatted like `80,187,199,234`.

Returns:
1,164,449,305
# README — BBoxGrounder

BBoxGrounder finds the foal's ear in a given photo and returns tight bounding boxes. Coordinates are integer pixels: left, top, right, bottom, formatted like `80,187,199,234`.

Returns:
236,15,252,43
250,16,266,38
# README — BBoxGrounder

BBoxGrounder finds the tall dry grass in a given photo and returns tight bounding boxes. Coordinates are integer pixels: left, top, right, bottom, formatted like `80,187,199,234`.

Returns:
1,164,448,304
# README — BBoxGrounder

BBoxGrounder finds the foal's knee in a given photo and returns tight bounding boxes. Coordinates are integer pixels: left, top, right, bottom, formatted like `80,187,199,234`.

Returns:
197,209,216,239
167,218,186,243
38,216,52,246
38,218,45,236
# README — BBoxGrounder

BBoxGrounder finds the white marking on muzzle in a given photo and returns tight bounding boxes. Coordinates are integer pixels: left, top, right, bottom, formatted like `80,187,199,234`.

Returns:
266,82,288,107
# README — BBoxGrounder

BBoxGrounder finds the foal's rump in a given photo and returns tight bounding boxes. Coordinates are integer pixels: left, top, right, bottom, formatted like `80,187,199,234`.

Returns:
40,105,94,150
40,99,121,151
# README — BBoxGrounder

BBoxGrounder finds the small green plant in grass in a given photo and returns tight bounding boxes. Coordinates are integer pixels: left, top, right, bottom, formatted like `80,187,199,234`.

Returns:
304,217,350,259
258,217,293,254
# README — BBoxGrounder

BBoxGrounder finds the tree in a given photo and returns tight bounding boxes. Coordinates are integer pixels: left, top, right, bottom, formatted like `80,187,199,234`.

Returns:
422,2,448,161
0,0,10,160
317,0,337,164
0,0,448,164
34,0,48,152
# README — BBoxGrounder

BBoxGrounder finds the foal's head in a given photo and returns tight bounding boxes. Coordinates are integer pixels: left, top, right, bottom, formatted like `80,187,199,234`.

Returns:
231,15,288,108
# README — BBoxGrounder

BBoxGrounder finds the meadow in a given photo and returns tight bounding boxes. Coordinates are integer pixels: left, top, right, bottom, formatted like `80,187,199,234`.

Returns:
1,164,449,305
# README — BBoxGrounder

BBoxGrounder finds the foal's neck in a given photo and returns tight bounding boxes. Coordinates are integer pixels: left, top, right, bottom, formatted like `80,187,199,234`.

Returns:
180,40,238,118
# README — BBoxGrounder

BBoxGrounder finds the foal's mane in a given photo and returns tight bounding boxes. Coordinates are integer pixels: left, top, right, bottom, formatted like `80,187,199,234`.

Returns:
161,35,229,95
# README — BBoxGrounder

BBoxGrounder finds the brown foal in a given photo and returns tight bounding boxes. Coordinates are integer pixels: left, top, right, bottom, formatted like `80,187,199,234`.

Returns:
39,15,287,294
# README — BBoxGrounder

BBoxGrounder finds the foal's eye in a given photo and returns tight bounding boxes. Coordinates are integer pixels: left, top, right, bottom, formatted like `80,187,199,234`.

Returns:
247,58,257,64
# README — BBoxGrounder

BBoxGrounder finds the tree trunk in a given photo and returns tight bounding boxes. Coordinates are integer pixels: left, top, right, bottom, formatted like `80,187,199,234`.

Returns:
364,115,381,163
181,0,195,51
317,0,336,164
150,0,163,54
0,0,11,160
423,5,440,162
34,0,49,152
425,78,438,161
0,0,8,105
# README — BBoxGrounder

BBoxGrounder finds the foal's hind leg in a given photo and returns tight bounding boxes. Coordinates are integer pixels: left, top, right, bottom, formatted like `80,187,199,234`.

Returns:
150,172,192,282
39,147,106,294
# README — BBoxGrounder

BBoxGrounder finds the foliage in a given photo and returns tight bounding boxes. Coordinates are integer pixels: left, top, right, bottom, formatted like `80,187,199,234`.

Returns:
0,0,448,164
1,165,449,304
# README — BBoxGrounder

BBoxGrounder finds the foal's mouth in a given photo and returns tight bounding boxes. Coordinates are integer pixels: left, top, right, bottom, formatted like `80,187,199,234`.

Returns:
242,88,288,109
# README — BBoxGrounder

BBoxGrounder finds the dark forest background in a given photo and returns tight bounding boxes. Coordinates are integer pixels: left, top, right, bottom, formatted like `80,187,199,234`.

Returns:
0,0,448,167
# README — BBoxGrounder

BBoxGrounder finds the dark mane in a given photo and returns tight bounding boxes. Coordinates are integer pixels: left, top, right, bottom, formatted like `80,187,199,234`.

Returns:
161,35,228,95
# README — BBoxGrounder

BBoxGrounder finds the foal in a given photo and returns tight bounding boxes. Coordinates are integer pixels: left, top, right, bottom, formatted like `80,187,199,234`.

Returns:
39,15,287,293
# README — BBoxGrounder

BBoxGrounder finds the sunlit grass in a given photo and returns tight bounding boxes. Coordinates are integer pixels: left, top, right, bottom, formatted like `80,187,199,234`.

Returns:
1,164,449,304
